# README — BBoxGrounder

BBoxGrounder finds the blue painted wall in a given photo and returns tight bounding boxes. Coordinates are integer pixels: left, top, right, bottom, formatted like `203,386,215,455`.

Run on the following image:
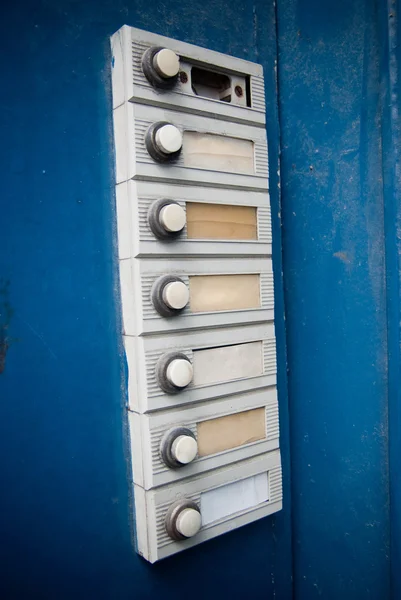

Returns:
379,1,401,598
0,1,292,598
0,0,393,598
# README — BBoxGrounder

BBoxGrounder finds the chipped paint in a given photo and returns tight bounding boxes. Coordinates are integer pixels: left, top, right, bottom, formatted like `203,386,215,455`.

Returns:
0,279,13,374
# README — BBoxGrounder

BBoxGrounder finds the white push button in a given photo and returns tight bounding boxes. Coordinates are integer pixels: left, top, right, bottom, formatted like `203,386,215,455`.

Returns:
160,426,197,467
160,203,186,233
155,124,183,154
153,48,180,78
175,508,202,538
162,280,189,310
166,358,193,388
171,435,198,464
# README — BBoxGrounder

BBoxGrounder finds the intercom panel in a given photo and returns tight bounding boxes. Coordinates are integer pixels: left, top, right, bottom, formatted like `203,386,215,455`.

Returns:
111,25,282,563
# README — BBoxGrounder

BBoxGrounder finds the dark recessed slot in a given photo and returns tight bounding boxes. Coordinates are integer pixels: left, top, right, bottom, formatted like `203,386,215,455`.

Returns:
245,75,251,107
191,66,232,102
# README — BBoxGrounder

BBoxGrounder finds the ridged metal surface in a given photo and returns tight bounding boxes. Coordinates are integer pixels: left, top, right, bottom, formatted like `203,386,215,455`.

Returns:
263,338,277,375
268,466,283,503
251,77,266,112
260,271,274,309
257,207,272,243
132,41,151,87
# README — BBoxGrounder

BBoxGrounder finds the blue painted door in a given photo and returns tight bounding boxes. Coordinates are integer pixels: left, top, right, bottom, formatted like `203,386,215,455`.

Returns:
0,0,393,598
277,1,392,598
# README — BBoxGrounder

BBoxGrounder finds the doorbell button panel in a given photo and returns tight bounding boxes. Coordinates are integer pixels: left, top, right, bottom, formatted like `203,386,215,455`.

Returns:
111,26,282,563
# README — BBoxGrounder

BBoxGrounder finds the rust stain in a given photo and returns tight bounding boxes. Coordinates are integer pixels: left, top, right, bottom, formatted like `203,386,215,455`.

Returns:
333,251,351,264
0,279,13,374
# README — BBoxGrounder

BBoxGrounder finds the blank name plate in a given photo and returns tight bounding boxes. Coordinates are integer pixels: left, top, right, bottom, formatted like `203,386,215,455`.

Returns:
120,257,274,336
189,274,260,312
197,407,266,456
186,201,257,240
134,451,282,562
193,341,263,385
111,26,266,126
124,323,276,412
129,387,279,489
182,132,254,174
201,472,269,525
116,180,272,259
113,103,268,190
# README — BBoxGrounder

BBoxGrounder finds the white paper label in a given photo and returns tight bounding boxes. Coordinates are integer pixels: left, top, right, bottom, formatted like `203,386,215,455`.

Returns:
200,472,269,526
192,341,263,387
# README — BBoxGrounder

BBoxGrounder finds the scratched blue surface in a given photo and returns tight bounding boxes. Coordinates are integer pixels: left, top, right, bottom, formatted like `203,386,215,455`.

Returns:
277,0,390,598
0,1,292,598
380,1,401,598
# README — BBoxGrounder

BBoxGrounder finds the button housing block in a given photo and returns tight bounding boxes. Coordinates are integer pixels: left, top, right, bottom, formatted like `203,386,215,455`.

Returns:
111,25,266,122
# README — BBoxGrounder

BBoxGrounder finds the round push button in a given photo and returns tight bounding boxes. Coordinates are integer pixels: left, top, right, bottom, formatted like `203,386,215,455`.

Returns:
165,499,201,540
160,203,186,233
155,124,183,154
156,352,193,394
162,280,189,310
160,426,198,468
147,199,186,240
141,46,180,89
171,435,198,465
145,122,183,163
166,358,194,388
151,275,189,317
176,508,202,538
153,48,180,78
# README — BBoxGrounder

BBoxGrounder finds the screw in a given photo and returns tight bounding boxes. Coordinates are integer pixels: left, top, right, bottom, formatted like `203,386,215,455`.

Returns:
179,71,188,84
235,85,243,97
